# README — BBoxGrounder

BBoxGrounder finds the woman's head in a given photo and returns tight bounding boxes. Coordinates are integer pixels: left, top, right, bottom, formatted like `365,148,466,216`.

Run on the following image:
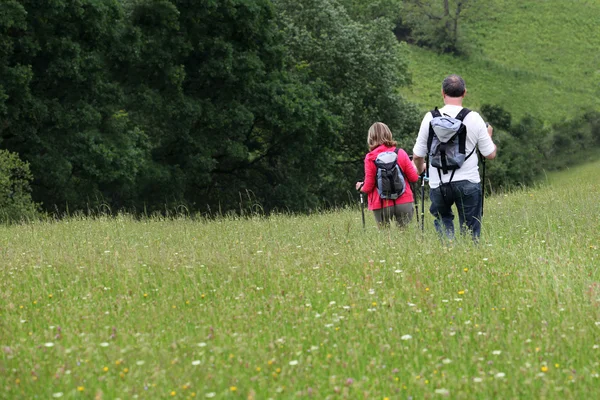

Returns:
368,122,397,150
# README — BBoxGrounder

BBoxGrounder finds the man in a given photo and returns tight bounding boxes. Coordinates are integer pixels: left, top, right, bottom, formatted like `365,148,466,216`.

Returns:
412,74,496,240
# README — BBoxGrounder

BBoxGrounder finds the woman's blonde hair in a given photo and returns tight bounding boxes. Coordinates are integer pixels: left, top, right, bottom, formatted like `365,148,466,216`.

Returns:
368,122,397,150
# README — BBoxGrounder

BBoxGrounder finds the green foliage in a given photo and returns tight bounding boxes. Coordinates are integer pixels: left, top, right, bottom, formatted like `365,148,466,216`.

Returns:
2,0,598,215
480,104,511,131
1,0,150,212
480,106,600,192
401,0,476,54
274,0,420,202
0,149,39,222
111,0,342,213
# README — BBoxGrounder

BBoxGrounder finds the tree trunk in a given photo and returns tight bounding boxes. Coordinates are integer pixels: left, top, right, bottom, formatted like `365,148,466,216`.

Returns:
444,0,451,33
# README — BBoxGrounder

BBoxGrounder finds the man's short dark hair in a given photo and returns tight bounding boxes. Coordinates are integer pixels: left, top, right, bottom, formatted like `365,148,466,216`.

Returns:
442,74,466,97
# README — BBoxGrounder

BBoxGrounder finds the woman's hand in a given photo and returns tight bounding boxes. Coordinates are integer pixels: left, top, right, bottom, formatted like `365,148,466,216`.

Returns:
355,181,364,191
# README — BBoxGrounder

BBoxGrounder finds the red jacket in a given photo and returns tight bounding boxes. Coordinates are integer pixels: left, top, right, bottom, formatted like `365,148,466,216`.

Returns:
362,145,419,210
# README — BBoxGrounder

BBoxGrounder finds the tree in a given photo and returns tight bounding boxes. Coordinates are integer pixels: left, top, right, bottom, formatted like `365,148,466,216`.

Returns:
403,0,474,53
0,149,39,222
111,0,341,213
1,0,150,213
274,0,420,204
0,1,30,141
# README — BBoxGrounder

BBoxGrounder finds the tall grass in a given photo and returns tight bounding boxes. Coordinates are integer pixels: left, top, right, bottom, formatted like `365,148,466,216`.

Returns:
1,160,599,399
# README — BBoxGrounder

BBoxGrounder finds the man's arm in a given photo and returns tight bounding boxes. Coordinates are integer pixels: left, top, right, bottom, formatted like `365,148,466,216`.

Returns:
483,123,497,160
412,155,426,175
412,112,433,175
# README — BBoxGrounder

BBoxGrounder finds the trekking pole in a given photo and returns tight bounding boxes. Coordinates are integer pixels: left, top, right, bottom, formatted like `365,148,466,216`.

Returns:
482,122,490,218
481,153,486,218
409,155,419,225
420,172,426,232
414,181,419,224
358,183,365,230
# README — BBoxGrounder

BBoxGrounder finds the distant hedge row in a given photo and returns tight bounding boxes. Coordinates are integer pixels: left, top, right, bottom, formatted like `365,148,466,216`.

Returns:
481,105,600,192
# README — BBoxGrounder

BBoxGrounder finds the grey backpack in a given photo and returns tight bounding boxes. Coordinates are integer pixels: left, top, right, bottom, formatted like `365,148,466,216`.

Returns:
374,148,406,200
427,107,475,181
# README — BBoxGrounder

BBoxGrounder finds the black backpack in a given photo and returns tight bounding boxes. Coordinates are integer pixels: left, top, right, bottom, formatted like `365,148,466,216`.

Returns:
427,107,476,182
374,148,406,200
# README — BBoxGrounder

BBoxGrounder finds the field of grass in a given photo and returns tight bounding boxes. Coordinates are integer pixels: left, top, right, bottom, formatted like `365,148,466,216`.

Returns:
1,160,600,399
400,0,600,124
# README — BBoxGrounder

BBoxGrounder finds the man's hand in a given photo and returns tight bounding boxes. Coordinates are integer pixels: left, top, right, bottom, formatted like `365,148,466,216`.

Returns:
486,122,493,138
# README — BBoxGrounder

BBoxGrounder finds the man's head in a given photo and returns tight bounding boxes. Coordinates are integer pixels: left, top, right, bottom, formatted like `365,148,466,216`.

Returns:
442,74,466,98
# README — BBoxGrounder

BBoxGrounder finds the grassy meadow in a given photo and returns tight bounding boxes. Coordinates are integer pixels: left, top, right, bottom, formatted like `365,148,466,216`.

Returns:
1,160,600,399
400,0,600,123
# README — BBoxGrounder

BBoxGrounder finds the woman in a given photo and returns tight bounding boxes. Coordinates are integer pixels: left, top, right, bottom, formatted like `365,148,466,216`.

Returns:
356,122,419,227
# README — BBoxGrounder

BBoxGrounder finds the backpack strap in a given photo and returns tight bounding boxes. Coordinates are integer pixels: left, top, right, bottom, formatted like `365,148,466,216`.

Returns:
455,107,471,121
426,108,441,153
439,167,457,185
464,147,476,161
394,147,406,183
455,108,471,155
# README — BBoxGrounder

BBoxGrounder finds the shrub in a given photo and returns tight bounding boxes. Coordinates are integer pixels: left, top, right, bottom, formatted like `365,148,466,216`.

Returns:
0,149,40,223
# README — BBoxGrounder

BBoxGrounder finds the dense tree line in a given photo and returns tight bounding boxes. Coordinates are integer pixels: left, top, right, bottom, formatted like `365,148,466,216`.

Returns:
0,0,418,216
1,0,599,220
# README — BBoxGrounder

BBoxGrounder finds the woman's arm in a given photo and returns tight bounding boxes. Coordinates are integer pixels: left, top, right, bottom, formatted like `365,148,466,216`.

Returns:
361,155,376,193
398,149,419,183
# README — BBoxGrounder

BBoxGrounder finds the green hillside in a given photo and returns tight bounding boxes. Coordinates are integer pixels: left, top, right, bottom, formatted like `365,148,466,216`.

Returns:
400,0,600,123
